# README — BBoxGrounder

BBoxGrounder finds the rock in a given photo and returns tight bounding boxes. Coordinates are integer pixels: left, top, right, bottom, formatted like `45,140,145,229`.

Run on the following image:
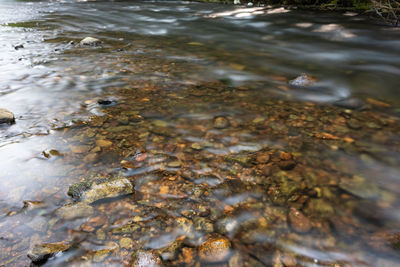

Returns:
198,235,231,263
233,0,241,4
80,37,102,47
256,153,270,164
96,139,113,147
27,242,71,263
278,160,296,170
288,207,312,233
334,98,365,109
93,249,112,263
339,175,380,199
120,237,133,249
213,116,230,129
68,177,134,203
132,250,162,267
56,202,94,220
14,44,24,50
289,73,317,87
346,118,362,130
0,108,15,124
247,2,254,7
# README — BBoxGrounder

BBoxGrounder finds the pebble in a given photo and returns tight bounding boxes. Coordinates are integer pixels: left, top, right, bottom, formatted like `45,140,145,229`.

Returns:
278,160,296,170
96,139,113,147
288,207,312,233
213,116,230,129
334,98,365,109
346,118,362,130
80,36,102,46
257,153,270,164
0,108,15,124
198,235,231,263
120,237,133,249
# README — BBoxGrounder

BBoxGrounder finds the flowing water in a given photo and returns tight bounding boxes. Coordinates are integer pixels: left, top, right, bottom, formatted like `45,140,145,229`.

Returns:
1,0,400,266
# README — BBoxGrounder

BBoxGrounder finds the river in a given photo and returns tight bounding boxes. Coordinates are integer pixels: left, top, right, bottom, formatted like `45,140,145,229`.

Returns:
0,0,400,266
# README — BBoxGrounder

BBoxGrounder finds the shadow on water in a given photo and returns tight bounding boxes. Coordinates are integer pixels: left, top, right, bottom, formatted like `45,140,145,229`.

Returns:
1,0,400,266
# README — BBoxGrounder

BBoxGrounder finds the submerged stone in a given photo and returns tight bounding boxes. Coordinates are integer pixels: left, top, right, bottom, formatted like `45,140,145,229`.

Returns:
27,242,71,263
214,116,230,129
56,202,94,220
288,207,312,233
68,177,134,203
0,108,15,124
198,235,231,263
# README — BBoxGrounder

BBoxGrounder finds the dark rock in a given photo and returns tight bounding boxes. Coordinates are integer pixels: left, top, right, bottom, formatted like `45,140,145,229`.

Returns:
334,98,365,109
278,160,296,170
14,44,24,50
346,118,362,130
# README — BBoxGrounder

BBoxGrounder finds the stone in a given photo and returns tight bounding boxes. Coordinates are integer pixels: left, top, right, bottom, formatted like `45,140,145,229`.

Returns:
334,98,365,109
80,37,101,47
132,250,162,267
120,237,133,249
346,118,362,130
27,242,71,263
198,235,231,263
96,139,113,147
0,108,15,124
68,177,134,203
213,116,230,129
278,160,296,170
289,73,317,87
288,207,312,233
56,202,94,220
257,153,270,164
93,249,112,263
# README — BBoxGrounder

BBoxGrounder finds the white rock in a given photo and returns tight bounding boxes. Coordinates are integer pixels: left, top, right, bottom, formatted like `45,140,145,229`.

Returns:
0,108,15,124
79,37,102,47
233,0,241,4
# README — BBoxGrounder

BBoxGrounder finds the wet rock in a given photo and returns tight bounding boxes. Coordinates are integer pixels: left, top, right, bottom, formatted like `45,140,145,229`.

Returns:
288,207,312,233
56,202,94,220
112,223,140,234
0,108,15,124
120,237,133,249
304,198,334,217
339,175,380,199
80,37,102,47
68,177,133,203
334,98,365,109
27,242,71,263
14,44,24,50
96,139,113,147
289,73,317,87
132,250,162,267
198,235,231,263
214,116,230,129
93,249,112,263
346,118,362,130
278,160,296,170
256,153,270,164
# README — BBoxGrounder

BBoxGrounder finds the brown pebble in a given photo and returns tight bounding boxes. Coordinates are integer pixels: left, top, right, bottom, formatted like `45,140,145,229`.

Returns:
288,207,312,233
257,153,270,164
281,252,297,267
198,235,231,263
280,152,292,160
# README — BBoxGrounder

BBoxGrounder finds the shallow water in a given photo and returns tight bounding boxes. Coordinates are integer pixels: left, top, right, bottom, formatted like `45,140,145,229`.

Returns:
1,0,400,266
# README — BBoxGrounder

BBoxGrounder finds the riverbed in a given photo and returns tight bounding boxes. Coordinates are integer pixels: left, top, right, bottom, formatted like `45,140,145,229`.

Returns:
1,0,400,266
